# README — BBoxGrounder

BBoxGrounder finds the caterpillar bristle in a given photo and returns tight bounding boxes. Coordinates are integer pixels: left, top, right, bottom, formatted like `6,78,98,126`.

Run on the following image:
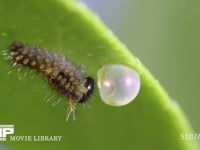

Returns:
7,41,95,122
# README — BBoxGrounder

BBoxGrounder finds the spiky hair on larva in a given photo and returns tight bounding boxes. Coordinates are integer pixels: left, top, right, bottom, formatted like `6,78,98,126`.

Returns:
6,41,94,121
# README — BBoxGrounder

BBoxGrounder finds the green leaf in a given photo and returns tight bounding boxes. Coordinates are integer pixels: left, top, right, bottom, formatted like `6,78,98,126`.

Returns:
0,0,198,149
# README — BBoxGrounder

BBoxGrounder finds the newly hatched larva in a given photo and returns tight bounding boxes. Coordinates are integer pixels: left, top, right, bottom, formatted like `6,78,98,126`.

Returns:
7,41,94,121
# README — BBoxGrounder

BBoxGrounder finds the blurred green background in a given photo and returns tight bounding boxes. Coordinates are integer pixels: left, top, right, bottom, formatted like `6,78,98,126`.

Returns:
0,0,199,149
83,0,200,134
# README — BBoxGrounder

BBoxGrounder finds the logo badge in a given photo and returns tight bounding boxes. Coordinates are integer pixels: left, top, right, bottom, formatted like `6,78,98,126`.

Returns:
0,125,14,141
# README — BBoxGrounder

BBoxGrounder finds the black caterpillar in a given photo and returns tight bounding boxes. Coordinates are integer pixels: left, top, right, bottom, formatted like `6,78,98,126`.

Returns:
8,41,94,121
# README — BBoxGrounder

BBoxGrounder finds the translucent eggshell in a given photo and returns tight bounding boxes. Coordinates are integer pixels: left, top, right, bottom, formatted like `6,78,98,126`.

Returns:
97,64,140,106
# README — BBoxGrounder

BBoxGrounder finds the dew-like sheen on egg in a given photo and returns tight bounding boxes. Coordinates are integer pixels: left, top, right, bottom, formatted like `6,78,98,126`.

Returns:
97,64,140,106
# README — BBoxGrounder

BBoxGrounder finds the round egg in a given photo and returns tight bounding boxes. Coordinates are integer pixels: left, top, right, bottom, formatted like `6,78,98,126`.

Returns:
97,64,140,106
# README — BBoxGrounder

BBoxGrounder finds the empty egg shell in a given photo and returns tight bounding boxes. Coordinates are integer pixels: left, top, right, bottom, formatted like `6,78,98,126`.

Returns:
97,64,140,106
